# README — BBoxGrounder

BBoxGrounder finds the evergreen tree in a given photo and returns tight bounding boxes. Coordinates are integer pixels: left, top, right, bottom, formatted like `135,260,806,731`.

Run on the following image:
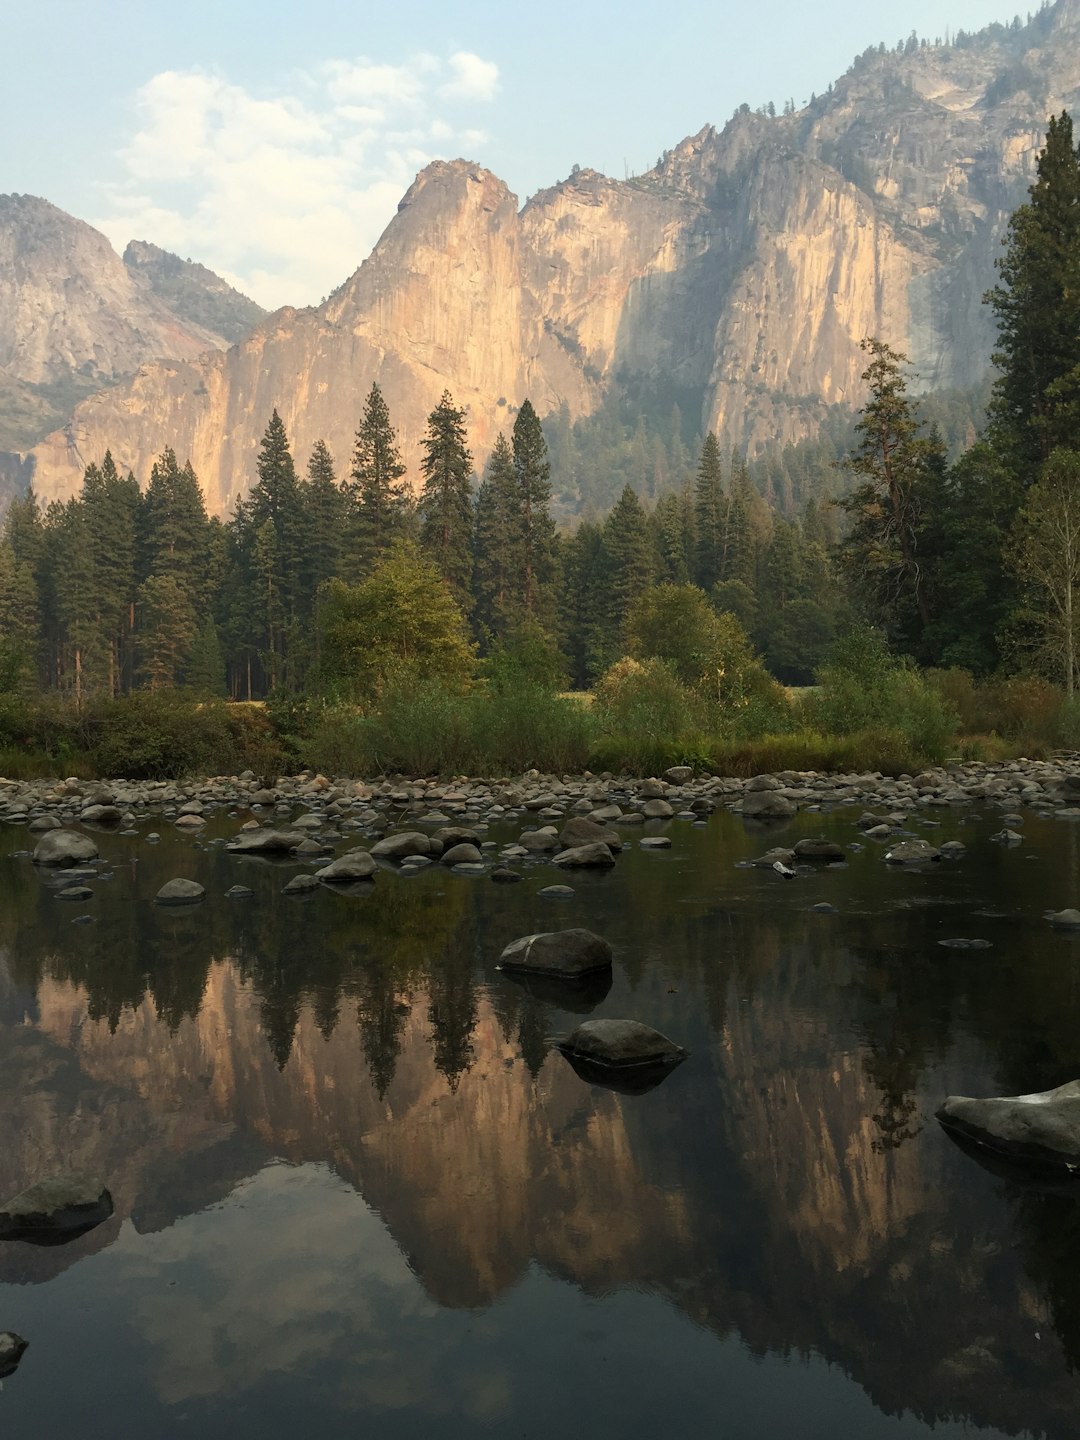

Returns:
510,399,556,620
347,382,409,578
300,440,346,616
81,451,140,693
557,521,605,687
987,112,1080,474
590,485,655,672
248,411,304,689
417,391,474,606
1009,448,1080,694
693,432,725,590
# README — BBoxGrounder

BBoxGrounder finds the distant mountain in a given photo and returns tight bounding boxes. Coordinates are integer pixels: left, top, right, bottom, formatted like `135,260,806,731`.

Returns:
0,195,265,454
18,0,1080,513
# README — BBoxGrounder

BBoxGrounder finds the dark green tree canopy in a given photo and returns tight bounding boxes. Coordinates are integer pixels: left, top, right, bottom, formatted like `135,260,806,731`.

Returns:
418,390,474,606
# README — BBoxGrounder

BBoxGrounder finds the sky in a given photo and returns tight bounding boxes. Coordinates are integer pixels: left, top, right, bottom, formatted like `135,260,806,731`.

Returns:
6,0,1021,309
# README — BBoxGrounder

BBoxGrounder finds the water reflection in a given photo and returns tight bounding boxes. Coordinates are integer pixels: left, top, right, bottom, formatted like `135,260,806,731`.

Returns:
2,809,1080,1435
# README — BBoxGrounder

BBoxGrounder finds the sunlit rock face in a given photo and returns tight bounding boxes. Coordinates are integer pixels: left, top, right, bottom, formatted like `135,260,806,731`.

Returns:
19,2,1080,509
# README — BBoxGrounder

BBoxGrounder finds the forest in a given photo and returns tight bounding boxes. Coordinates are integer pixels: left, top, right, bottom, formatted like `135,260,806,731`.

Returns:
2,111,1080,779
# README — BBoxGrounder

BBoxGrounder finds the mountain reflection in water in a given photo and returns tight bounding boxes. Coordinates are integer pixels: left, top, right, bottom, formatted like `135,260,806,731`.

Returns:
1,807,1079,1438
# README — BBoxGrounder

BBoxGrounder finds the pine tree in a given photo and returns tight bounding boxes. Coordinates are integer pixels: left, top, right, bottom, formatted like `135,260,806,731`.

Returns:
248,411,304,689
693,432,725,590
987,111,1080,474
590,485,655,674
300,439,346,616
347,382,409,578
511,399,556,620
82,451,139,693
418,391,474,606
473,433,520,640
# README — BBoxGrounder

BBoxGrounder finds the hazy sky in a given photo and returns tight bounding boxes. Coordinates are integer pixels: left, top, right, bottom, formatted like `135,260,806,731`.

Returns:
7,0,1018,307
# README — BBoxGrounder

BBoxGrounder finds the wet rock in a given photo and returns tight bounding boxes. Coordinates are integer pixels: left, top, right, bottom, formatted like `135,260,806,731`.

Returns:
226,829,307,854
885,840,941,864
939,839,967,856
1049,908,1080,930
750,846,796,869
937,938,992,950
225,885,254,899
810,902,838,914
0,1332,27,1378
793,838,846,862
490,867,523,883
990,828,1023,845
772,859,797,877
441,842,484,867
80,804,123,825
0,1172,113,1243
552,842,616,868
642,798,675,819
155,878,205,905
32,830,98,867
558,816,623,852
370,831,433,861
539,885,575,899
27,814,61,832
740,791,796,819
316,849,376,882
938,1080,1080,1169
282,873,321,895
55,886,93,901
558,1018,686,1069
640,836,672,849
431,826,482,849
498,928,612,979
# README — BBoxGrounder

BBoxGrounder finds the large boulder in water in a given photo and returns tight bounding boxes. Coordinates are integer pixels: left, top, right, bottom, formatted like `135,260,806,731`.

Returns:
0,1332,27,1378
558,816,623,852
885,839,941,864
226,829,307,854
937,1079,1080,1169
316,848,376,882
370,831,433,861
32,830,98,867
0,1172,113,1243
155,878,205,905
557,1019,688,1093
551,842,616,868
740,791,796,819
498,928,613,980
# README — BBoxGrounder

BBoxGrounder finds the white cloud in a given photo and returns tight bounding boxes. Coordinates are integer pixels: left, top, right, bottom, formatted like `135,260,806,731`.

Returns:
92,50,499,310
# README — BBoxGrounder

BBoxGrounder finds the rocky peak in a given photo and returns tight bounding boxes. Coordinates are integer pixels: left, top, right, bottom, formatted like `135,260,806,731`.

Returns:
122,240,266,345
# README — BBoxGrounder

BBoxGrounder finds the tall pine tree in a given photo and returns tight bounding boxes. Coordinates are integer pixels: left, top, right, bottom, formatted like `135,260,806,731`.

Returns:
417,391,474,607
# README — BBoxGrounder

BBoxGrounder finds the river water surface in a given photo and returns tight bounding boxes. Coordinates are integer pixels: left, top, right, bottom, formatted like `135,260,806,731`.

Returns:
2,797,1080,1438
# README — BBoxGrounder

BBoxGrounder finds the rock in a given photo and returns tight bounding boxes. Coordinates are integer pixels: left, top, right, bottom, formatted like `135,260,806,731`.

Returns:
663,765,694,784
937,938,992,950
552,842,616,868
750,846,796,869
558,817,623,852
938,1079,1080,1169
27,814,61,832
0,1332,27,1378
226,829,307,854
498,928,612,979
155,878,205,904
370,831,433,861
55,886,93,901
0,1172,113,1242
745,774,781,791
793,838,846,861
557,1018,687,1069
490,867,522,883
32,830,98,867
1049,908,1080,929
642,798,675,819
225,885,254,899
640,836,672,849
810,902,838,914
316,849,376,882
772,859,797,878
538,885,575,898
431,826,482,849
519,829,560,853
282,873,321,895
640,778,667,798
885,839,941,864
79,804,123,825
991,828,1023,845
740,791,796,819
441,842,484,866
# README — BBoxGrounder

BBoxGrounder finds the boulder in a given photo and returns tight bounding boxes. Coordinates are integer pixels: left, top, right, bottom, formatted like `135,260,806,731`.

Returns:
664,766,694,784
155,879,205,905
0,1172,113,1242
79,804,123,825
538,885,575,898
552,842,616,868
316,849,376,882
793,838,846,862
32,831,98,867
490,867,523,884
885,840,941,864
226,829,307,854
1049,908,1080,930
441,842,484,866
750,847,796,869
740,791,796,819
0,1332,27,1378
640,778,667,798
938,1080,1080,1169
282,874,321,895
519,829,560,853
557,1018,687,1069
498,928,613,980
55,886,93,901
558,817,623,852
370,831,433,861
27,814,61,832
642,798,675,819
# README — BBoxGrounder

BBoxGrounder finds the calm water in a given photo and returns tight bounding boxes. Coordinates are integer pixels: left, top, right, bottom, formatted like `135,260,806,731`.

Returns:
2,796,1080,1439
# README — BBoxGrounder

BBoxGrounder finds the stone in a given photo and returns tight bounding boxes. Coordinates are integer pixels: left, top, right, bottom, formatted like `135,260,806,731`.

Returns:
155,878,205,904
793,838,846,862
557,1018,687,1070
225,885,254,899
740,791,796,819
431,826,481,849
750,846,796,869
539,885,575,898
55,886,93,901
991,828,1023,845
552,842,616,869
0,1172,113,1242
27,814,61,832
664,766,694,784
226,829,307,854
490,867,522,883
938,1080,1080,1169
640,778,667,798
441,842,484,866
282,874,321,895
558,817,623,852
642,798,675,819
1049,908,1080,930
639,836,672,849
0,1332,27,1378
745,774,781,791
79,804,123,825
32,830,98,867
498,928,612,979
884,840,941,864
370,831,433,861
316,849,376,882
518,829,560,853
937,937,992,950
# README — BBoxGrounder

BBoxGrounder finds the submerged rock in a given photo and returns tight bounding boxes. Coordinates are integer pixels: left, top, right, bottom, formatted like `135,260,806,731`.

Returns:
0,1172,113,1243
370,831,433,861
551,841,616,868
316,849,376,882
885,839,941,864
282,873,321,895
1049,908,1080,930
0,1333,28,1378
498,928,613,980
793,838,845,862
740,791,796,819
938,1079,1080,1169
226,829,307,854
155,878,205,905
32,830,98,867
557,1019,688,1093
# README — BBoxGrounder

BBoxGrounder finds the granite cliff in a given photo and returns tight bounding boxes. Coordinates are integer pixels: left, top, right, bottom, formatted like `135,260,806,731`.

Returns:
17,1,1080,512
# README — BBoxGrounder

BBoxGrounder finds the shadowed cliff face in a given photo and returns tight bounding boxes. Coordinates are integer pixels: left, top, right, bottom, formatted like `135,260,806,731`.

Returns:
21,3,1080,513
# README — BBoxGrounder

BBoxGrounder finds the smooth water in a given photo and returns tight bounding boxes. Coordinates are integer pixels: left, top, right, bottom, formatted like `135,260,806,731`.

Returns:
3,799,1080,1439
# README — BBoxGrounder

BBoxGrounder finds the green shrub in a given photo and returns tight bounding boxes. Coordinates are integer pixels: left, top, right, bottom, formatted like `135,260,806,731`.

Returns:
85,694,285,779
465,684,593,774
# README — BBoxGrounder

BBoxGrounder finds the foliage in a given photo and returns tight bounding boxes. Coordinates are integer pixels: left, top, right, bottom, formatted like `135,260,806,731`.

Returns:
1007,447,1080,694
417,390,474,606
82,694,284,779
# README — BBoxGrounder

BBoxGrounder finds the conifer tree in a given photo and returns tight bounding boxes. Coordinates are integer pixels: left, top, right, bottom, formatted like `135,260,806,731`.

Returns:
473,433,520,640
249,411,304,688
347,382,409,578
511,399,556,620
418,391,474,607
301,439,346,616
693,432,725,590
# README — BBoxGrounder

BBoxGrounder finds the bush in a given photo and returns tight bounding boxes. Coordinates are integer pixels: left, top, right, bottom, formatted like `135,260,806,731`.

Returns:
85,695,285,779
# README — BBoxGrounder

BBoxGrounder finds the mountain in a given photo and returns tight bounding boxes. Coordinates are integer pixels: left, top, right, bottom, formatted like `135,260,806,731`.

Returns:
0,195,266,455
18,1,1080,514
